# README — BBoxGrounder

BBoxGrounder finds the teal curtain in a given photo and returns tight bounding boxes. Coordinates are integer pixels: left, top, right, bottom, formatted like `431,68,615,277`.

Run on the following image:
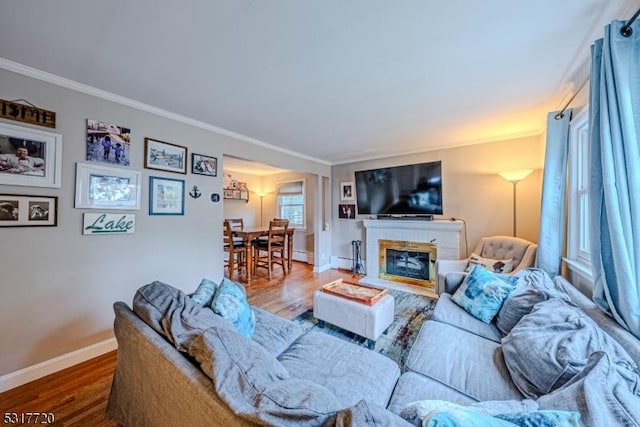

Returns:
536,111,571,277
589,19,640,339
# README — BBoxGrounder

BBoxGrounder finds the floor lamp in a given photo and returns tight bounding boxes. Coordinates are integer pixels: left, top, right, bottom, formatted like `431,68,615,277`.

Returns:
254,191,272,227
498,169,533,237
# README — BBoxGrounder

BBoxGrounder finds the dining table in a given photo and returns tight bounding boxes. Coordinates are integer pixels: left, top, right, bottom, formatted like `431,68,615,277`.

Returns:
232,226,295,283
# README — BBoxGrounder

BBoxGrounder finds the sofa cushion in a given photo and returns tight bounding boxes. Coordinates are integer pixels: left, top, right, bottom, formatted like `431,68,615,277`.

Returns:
132,281,234,351
326,400,411,427
495,268,570,335
277,331,400,408
189,326,343,427
211,278,255,338
190,277,219,306
467,253,515,274
432,294,502,342
406,320,524,402
451,265,517,323
502,298,638,399
251,307,305,356
537,352,640,427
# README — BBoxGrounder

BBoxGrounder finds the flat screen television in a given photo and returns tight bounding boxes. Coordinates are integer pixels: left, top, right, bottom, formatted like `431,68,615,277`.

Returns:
354,161,443,217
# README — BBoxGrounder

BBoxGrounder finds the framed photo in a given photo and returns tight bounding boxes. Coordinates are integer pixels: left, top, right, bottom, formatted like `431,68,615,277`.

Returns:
86,119,131,166
75,162,141,210
149,176,185,215
338,204,356,219
0,194,58,227
191,153,217,176
340,181,355,201
144,137,187,174
0,122,62,188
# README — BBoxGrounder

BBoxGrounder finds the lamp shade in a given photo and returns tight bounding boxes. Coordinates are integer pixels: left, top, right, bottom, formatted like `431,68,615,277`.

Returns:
498,169,534,183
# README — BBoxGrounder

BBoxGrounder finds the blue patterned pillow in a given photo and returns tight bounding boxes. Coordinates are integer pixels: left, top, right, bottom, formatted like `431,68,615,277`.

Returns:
495,410,580,427
211,278,255,337
451,265,517,323
190,278,218,306
423,407,580,427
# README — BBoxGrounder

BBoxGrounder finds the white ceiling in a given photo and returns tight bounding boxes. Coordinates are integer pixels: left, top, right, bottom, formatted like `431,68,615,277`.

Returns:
1,1,638,165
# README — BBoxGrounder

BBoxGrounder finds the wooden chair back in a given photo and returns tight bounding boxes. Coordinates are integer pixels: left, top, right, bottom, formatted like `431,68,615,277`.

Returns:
268,219,289,246
226,218,244,231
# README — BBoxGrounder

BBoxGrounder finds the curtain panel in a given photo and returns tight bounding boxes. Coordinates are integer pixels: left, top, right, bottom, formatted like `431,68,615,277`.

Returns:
589,19,640,339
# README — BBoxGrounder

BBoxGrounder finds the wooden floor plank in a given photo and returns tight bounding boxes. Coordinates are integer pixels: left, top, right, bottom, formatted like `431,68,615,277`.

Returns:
0,263,356,426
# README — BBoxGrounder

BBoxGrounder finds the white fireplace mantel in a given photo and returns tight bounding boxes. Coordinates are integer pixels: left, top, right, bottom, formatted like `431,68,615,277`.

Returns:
361,219,464,284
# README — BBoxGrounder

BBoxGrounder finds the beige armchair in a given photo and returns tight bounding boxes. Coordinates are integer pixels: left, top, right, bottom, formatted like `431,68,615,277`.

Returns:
435,236,537,295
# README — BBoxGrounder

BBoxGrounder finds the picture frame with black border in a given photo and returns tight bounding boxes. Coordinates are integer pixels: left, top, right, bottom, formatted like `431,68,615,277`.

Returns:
0,194,58,227
144,137,187,174
191,153,217,176
149,176,185,215
0,122,62,188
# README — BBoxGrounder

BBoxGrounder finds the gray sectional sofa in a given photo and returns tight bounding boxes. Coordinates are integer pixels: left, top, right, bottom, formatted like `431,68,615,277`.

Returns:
106,271,640,426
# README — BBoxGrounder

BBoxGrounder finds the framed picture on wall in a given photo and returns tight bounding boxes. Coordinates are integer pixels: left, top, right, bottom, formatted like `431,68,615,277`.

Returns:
86,119,131,166
75,162,141,210
0,194,58,227
0,122,62,188
338,204,356,219
340,181,355,201
149,176,185,215
144,137,187,174
191,153,217,176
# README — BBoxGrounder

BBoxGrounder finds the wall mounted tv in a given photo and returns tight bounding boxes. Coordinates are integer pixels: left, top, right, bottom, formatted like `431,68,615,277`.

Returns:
354,161,443,217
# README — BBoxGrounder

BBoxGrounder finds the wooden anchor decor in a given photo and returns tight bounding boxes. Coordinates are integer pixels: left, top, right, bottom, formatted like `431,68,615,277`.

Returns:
0,98,56,128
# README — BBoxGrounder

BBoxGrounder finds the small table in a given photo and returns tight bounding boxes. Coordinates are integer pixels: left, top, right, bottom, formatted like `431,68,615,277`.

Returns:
232,226,295,283
313,279,395,348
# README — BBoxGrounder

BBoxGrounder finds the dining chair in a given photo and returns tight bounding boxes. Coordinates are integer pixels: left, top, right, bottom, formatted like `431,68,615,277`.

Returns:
253,219,289,280
225,218,246,245
223,220,249,277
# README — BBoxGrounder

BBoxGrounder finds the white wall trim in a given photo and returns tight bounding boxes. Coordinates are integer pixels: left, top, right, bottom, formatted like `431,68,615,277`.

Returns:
330,256,353,271
0,338,117,393
0,57,330,166
313,263,332,273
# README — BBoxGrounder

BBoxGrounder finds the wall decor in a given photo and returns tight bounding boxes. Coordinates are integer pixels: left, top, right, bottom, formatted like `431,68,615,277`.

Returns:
0,98,56,128
144,137,187,174
189,185,202,199
0,122,62,188
75,162,141,210
86,119,131,166
149,176,185,215
338,204,356,219
340,181,355,201
0,194,57,227
191,153,217,176
83,213,136,235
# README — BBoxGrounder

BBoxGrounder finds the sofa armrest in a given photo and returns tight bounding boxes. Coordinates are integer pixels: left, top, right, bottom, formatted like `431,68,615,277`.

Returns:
435,259,468,295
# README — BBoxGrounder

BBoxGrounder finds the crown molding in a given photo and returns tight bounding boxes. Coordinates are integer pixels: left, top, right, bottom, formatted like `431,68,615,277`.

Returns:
0,58,331,167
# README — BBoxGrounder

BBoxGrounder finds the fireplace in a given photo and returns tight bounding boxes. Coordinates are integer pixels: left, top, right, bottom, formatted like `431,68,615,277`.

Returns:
378,239,437,288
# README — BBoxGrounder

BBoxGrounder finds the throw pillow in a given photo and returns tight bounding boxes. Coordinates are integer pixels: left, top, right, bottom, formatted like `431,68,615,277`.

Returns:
467,253,515,274
502,298,638,399
495,268,571,335
495,411,581,427
451,265,518,323
211,277,255,338
190,277,218,306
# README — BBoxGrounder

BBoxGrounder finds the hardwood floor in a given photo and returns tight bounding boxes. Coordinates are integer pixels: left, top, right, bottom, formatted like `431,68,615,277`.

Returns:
0,263,356,426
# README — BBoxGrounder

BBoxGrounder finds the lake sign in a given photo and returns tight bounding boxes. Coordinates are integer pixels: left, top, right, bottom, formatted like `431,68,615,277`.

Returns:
83,213,135,235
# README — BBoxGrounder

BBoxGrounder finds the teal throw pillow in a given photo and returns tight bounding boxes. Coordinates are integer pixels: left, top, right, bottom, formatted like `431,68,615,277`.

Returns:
495,410,580,427
451,265,517,324
190,278,218,306
211,278,255,338
423,407,514,427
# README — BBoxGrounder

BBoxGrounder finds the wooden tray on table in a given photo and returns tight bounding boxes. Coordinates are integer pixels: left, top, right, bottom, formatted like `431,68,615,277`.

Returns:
321,279,388,306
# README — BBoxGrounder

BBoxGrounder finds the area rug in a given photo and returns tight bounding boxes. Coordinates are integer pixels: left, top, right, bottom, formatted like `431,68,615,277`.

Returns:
292,288,436,369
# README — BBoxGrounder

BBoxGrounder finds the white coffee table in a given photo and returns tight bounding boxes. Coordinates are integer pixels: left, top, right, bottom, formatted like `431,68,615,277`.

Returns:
313,289,395,348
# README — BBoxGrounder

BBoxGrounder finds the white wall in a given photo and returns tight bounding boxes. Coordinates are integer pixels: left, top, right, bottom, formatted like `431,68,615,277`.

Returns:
0,67,330,383
331,135,544,268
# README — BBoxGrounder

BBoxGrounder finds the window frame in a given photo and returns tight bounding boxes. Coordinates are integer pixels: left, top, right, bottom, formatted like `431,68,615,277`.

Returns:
276,179,306,230
566,108,592,275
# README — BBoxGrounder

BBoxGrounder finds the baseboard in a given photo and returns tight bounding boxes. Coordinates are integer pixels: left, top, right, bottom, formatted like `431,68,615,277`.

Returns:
0,338,117,393
330,256,353,271
313,263,332,273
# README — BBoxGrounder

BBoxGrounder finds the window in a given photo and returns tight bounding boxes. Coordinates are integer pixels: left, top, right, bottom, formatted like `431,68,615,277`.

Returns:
276,179,305,229
567,109,591,269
